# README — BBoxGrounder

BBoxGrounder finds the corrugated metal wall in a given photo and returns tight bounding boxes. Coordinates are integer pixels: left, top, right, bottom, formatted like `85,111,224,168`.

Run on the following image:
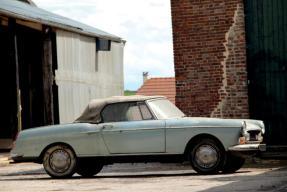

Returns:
55,30,124,123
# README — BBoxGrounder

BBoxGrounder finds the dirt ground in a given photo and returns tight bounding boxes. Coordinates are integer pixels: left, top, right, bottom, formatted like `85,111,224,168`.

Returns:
0,158,287,192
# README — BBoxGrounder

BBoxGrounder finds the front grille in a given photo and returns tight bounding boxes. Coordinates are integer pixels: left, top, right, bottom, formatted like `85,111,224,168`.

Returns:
248,130,261,142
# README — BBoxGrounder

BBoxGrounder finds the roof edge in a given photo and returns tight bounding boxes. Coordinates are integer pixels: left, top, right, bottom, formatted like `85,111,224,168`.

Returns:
0,0,124,42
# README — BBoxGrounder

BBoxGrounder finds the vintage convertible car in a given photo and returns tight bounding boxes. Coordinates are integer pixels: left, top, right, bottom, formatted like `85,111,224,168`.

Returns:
11,96,266,178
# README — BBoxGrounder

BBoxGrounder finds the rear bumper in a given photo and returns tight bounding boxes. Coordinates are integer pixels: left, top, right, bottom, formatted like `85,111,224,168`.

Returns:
10,153,38,163
228,143,266,152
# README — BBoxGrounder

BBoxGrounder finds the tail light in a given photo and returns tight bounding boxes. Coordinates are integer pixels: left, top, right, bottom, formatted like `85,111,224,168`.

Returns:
11,132,19,149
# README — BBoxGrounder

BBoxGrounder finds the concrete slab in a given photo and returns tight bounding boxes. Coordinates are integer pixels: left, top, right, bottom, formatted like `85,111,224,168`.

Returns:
0,152,10,167
0,162,287,192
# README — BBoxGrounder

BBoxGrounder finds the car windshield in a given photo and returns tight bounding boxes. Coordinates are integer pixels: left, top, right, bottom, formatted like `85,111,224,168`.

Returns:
147,99,185,119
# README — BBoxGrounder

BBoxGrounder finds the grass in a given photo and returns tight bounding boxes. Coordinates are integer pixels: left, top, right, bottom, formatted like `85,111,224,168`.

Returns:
124,90,136,96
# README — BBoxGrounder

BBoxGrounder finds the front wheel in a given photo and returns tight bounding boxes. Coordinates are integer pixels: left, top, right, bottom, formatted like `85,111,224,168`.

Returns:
189,138,225,174
76,160,103,177
222,153,245,173
43,145,77,178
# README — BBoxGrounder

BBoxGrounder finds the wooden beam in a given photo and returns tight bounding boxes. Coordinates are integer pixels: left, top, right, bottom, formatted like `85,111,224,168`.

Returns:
16,19,42,31
8,18,21,137
0,15,8,26
42,26,54,125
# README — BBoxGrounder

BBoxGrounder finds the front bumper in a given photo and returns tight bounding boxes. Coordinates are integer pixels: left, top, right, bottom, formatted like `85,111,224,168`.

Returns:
228,143,266,152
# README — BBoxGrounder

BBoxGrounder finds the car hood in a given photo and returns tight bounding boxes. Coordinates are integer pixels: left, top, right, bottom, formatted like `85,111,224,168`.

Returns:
168,117,265,133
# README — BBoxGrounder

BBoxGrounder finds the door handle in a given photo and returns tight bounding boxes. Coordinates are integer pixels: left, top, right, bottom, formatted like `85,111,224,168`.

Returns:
82,131,98,135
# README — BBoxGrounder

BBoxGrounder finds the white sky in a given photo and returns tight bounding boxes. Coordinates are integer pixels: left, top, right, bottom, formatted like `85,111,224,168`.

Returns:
32,0,175,91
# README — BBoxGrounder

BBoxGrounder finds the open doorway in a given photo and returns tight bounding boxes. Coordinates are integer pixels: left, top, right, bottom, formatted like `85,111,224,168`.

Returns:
0,22,17,146
0,20,59,149
17,24,45,130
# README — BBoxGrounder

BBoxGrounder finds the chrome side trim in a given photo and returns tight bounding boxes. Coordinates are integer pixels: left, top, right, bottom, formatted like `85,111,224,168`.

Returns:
167,126,241,129
102,127,164,132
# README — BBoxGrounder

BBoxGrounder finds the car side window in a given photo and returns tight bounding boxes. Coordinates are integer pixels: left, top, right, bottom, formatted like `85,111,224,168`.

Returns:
102,103,129,122
101,102,143,123
126,103,142,121
138,103,153,120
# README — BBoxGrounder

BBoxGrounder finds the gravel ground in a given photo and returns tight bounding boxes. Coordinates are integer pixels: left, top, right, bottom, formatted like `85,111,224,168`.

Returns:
0,157,287,192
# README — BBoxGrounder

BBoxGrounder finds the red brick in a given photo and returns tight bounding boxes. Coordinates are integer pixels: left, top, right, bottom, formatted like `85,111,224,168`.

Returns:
171,0,249,118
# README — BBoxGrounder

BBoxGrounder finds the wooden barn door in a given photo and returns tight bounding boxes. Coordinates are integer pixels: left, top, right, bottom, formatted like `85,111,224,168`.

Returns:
244,0,287,145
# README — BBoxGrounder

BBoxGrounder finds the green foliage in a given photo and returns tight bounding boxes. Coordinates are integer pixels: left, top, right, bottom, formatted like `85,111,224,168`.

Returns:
124,90,136,96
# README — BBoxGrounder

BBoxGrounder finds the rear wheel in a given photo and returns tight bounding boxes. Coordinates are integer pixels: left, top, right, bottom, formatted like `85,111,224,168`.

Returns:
76,160,103,177
43,145,77,178
222,153,245,173
189,138,225,174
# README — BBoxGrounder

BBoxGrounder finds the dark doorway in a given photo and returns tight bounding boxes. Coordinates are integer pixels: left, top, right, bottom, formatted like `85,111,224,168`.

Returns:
244,0,287,145
17,24,45,129
0,23,17,140
0,20,59,149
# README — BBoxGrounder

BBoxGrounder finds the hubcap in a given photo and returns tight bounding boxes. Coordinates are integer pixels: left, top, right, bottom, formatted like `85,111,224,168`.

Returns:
195,145,218,169
49,149,71,173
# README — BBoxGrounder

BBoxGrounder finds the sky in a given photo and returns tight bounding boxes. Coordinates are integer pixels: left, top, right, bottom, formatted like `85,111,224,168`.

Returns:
32,0,175,91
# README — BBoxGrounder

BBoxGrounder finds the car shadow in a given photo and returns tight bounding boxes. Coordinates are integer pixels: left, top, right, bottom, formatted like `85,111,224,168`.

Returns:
197,167,287,192
0,165,251,180
1,159,286,187
0,171,199,181
0,169,273,183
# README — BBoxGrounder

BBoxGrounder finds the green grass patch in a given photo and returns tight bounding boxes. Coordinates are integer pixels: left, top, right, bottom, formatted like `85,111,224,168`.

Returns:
124,90,136,96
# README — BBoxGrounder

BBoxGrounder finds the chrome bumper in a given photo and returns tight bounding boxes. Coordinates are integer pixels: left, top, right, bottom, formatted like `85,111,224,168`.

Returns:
10,153,24,162
228,144,266,152
10,153,24,159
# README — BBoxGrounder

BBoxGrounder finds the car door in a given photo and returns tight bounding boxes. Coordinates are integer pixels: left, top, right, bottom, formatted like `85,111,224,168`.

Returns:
100,102,166,154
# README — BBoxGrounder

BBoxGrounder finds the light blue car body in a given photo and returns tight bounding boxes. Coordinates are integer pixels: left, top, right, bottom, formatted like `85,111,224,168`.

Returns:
11,115,264,159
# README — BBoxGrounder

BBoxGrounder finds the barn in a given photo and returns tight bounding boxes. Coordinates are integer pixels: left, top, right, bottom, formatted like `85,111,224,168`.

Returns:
0,0,124,149
171,0,287,150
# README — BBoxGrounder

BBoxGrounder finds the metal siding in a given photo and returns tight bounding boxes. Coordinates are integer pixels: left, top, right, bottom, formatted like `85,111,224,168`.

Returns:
244,0,287,145
0,0,122,41
55,30,124,123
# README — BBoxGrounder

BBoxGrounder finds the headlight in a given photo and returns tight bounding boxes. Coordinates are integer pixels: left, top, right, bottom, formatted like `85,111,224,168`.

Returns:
239,121,248,144
241,121,249,137
241,121,247,133
259,121,265,134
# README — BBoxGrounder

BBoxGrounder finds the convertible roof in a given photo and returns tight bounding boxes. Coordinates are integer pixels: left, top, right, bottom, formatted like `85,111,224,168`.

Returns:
75,95,165,123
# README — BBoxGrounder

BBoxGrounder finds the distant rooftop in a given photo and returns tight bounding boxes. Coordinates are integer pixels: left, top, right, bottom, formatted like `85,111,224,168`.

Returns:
0,0,123,42
137,77,176,104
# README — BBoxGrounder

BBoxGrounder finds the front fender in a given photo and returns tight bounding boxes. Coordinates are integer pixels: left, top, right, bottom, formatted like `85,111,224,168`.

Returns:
166,126,242,154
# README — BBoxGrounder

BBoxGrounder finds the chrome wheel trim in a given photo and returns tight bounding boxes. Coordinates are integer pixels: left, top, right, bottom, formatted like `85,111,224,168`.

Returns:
194,144,218,169
49,149,71,173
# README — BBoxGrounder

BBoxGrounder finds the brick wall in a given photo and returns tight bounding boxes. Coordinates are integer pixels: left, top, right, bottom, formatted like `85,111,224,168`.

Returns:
171,0,249,118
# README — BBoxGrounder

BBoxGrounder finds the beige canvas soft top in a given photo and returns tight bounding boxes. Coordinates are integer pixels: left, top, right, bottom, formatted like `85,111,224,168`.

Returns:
74,95,166,123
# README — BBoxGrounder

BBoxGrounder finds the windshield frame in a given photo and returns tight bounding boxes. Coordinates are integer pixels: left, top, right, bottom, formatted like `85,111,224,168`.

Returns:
146,98,185,120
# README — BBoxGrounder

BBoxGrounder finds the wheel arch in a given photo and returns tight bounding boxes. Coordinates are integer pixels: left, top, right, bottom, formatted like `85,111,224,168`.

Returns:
183,133,226,160
38,142,76,163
